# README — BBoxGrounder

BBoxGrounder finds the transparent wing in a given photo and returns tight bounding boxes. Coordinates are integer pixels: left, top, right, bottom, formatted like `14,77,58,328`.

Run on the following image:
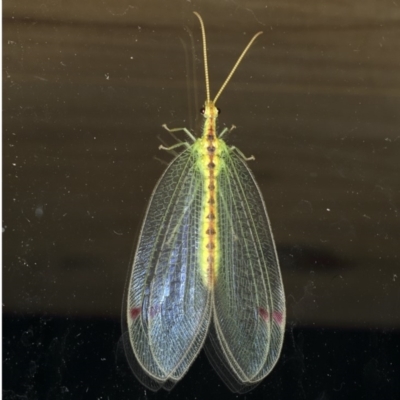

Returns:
126,147,212,389
209,143,285,391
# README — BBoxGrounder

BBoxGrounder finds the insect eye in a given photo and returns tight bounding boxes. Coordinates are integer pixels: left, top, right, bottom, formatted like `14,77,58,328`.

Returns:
200,107,205,114
217,108,221,114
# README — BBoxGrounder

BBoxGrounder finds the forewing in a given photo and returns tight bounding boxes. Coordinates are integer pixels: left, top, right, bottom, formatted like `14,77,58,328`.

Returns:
211,145,285,389
126,147,211,388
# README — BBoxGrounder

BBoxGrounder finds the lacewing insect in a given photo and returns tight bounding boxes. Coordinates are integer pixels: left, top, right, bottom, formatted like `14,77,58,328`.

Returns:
124,12,285,393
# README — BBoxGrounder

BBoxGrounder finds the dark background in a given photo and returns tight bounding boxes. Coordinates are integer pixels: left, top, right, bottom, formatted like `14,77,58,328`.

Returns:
3,0,400,399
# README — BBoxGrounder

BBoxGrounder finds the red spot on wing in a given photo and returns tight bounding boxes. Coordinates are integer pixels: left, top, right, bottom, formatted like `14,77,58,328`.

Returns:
259,308,269,321
273,311,283,325
259,308,284,325
149,305,160,318
130,307,141,320
130,305,161,321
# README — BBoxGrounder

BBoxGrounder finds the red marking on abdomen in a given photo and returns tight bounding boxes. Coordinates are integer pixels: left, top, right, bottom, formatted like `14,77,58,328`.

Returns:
204,129,217,288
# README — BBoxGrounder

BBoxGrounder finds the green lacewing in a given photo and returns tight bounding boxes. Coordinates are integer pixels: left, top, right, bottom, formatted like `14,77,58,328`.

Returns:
124,12,285,393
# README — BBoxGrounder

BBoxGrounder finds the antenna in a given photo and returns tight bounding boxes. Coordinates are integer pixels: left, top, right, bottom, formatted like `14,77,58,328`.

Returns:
213,31,263,104
193,12,263,105
193,12,210,103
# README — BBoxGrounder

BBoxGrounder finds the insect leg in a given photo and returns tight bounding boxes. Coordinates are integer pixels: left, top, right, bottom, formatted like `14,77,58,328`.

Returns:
229,146,255,161
159,142,190,151
162,124,196,142
218,124,236,139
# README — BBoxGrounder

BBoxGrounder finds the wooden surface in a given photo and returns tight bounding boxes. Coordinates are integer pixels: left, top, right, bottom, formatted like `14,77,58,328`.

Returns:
4,0,400,330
